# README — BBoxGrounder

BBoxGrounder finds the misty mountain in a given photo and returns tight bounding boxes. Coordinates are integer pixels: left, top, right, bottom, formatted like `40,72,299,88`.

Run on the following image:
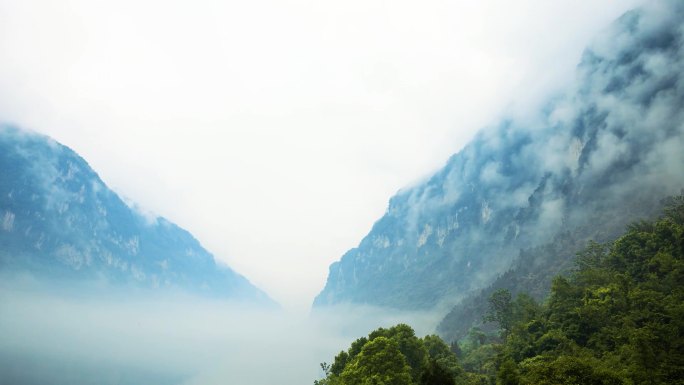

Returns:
314,0,684,311
0,126,274,305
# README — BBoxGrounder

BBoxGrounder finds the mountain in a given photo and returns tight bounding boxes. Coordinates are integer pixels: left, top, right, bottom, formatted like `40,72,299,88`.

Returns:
0,126,274,305
313,0,684,311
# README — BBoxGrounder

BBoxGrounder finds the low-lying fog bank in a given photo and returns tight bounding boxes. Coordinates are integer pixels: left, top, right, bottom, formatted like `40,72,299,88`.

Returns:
0,279,442,385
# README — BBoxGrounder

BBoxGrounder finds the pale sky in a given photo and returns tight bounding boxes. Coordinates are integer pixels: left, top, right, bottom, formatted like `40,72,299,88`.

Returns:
0,0,643,310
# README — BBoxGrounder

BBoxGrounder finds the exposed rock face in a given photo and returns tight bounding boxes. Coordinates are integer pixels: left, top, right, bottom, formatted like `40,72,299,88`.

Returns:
314,0,684,310
0,126,274,305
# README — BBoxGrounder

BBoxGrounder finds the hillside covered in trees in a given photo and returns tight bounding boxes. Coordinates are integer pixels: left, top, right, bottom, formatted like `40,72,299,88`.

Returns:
315,197,684,384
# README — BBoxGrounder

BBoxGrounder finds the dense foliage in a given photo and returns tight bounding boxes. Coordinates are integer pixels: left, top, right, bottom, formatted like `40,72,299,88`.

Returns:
315,324,461,385
316,197,684,384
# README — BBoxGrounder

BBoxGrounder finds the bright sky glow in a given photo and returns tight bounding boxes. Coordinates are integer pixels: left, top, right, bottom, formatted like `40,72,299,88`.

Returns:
0,0,643,310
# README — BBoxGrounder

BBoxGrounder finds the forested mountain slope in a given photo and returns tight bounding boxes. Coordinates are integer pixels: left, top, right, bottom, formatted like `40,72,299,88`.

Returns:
315,197,684,385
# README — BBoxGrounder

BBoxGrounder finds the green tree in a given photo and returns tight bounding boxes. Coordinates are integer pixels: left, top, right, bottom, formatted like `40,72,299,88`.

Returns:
518,354,623,385
341,337,412,385
370,324,429,381
423,334,463,379
496,357,520,385
466,327,487,350
450,340,463,358
484,289,514,338
420,358,455,385
331,351,350,376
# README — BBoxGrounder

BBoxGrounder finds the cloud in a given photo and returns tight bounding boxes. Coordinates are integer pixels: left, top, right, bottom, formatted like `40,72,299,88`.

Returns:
0,0,647,309
0,277,444,385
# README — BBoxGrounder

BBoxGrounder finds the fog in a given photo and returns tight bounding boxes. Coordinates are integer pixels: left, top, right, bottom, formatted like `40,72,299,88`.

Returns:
2,1,681,382
0,279,441,385
0,0,646,309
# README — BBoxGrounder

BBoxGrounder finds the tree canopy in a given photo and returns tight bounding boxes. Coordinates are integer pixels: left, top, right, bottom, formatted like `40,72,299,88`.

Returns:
315,325,460,385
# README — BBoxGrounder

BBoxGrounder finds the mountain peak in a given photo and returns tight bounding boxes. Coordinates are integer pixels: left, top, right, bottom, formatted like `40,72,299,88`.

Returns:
0,125,276,306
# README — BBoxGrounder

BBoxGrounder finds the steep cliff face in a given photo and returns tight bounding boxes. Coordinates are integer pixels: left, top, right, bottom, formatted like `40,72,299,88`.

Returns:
314,0,684,310
0,127,274,305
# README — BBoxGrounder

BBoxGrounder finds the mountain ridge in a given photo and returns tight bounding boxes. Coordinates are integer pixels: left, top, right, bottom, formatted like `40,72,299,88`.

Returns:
0,125,275,305
313,0,684,311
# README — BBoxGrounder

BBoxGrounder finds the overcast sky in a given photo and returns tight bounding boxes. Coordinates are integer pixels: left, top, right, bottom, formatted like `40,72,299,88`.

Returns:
0,0,643,310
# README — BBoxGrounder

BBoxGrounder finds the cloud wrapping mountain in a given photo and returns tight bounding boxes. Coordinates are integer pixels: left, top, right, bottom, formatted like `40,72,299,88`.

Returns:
314,0,684,310
0,127,274,305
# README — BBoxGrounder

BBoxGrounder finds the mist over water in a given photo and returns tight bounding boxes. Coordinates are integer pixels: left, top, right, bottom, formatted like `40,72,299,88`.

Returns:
0,279,441,385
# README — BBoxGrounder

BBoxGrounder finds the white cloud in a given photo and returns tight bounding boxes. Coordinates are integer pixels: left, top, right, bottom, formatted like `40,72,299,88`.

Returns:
0,0,645,310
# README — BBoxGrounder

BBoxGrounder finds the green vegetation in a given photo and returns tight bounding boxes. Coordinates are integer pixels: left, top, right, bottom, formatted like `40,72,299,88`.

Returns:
315,324,460,385
315,197,684,384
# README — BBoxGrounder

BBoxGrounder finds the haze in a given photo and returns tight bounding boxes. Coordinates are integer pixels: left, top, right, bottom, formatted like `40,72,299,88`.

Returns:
0,0,644,309
0,278,441,385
